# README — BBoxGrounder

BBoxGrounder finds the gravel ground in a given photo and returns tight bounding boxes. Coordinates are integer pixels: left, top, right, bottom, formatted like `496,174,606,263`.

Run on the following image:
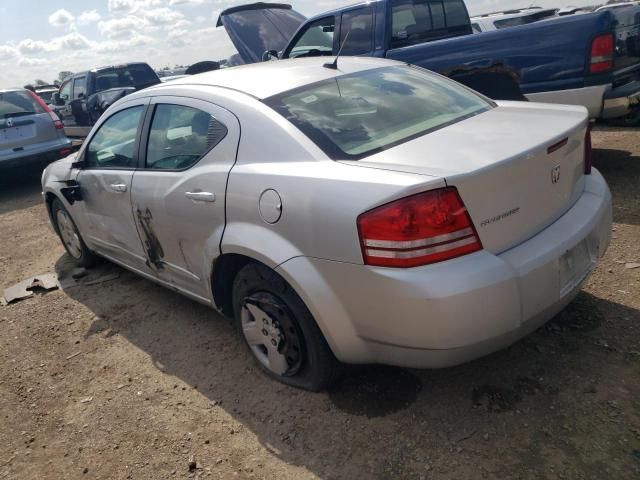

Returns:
0,126,638,480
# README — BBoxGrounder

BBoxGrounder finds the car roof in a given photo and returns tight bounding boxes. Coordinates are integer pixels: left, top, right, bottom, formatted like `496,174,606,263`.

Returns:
146,57,405,100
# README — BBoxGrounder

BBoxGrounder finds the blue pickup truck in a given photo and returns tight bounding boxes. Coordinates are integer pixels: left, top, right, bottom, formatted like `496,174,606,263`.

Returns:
217,0,640,123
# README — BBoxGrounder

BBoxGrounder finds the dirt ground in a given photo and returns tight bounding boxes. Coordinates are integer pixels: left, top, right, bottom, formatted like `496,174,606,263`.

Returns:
0,126,638,480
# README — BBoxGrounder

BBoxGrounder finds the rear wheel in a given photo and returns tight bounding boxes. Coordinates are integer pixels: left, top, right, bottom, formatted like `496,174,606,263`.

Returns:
51,198,96,267
232,263,341,391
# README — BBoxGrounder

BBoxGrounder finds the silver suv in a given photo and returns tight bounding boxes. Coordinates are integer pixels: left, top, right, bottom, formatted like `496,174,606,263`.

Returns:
1,89,72,171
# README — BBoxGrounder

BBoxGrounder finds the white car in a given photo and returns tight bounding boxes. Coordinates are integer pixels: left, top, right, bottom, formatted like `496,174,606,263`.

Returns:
471,8,558,32
42,57,612,390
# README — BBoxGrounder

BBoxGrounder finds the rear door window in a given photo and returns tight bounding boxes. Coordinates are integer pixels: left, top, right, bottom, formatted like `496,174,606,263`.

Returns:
86,106,144,168
0,91,43,118
340,7,374,55
145,104,227,170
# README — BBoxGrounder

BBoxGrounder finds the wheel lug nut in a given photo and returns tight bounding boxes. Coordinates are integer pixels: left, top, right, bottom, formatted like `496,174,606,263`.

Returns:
271,339,277,346
262,329,268,336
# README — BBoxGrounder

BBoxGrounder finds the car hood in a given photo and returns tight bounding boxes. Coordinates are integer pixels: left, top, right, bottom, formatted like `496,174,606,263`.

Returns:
216,3,306,64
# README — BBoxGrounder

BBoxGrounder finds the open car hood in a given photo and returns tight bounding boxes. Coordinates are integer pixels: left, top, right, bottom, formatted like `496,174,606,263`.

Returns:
216,3,306,64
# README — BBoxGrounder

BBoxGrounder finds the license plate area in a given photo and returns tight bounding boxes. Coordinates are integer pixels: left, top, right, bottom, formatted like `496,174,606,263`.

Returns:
559,239,597,297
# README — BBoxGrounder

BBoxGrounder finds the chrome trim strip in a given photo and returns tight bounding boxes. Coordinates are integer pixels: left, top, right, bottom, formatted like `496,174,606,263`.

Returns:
366,236,478,259
364,228,474,249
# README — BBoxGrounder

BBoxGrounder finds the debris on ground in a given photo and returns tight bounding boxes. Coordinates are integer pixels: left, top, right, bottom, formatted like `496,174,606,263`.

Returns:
625,262,640,269
1,273,59,305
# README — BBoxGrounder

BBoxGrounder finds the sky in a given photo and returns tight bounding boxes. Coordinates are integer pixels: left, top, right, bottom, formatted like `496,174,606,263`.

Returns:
0,0,607,88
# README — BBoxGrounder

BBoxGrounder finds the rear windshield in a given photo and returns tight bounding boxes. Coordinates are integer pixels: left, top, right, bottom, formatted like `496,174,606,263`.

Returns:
94,65,158,93
265,66,492,160
0,91,43,119
37,90,56,103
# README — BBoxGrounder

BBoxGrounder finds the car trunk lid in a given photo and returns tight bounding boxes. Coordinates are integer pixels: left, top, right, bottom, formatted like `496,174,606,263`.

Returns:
216,3,306,64
345,102,589,254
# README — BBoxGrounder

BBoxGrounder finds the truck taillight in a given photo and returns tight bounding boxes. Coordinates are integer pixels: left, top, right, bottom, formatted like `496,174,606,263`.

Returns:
584,126,592,175
357,187,483,268
27,90,64,129
590,34,614,74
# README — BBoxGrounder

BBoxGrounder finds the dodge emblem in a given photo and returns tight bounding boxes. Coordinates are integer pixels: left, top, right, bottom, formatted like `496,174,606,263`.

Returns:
551,165,561,184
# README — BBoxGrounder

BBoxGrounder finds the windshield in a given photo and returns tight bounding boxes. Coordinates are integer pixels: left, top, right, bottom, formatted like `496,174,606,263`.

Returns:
264,66,493,160
0,90,43,119
94,65,158,93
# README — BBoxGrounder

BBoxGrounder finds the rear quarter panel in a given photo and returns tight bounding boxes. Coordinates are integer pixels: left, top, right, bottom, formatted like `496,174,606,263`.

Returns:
218,91,446,267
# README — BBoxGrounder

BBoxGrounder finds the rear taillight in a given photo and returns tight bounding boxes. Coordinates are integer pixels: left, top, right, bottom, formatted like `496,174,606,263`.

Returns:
27,90,64,129
584,126,592,175
590,34,614,74
357,187,483,268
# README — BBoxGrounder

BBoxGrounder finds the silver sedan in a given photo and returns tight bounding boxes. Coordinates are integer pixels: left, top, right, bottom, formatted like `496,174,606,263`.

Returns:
42,57,612,390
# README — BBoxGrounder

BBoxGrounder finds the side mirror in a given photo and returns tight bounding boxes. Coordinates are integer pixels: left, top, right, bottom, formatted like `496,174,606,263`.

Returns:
71,153,86,169
54,93,63,106
77,92,85,99
261,49,279,62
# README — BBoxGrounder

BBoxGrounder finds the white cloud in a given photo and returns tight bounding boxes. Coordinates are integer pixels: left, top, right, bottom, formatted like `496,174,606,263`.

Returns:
144,7,185,26
108,0,163,12
18,57,47,67
78,10,102,25
99,16,146,39
169,0,207,5
48,9,75,28
17,39,48,55
53,32,92,50
0,45,17,61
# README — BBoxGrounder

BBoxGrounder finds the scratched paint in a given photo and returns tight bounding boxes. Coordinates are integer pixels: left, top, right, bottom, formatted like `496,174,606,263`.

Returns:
136,207,165,270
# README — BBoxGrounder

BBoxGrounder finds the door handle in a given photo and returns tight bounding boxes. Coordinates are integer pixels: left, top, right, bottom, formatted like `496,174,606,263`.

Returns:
109,183,127,193
185,191,216,202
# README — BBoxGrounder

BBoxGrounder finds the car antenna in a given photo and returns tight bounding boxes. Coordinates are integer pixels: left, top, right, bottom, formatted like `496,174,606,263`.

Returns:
324,29,350,70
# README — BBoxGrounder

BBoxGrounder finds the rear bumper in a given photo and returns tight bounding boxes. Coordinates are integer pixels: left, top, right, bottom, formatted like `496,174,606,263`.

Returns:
0,139,72,170
276,170,612,367
602,80,640,119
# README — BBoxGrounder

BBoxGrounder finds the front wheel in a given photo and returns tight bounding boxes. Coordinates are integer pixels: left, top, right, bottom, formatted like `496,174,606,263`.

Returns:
232,263,341,391
51,198,96,267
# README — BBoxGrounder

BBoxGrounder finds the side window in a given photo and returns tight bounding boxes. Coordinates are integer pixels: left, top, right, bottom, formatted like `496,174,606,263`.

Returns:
86,106,144,168
340,7,374,55
471,23,481,33
59,81,71,104
391,0,470,48
288,17,335,58
73,77,86,98
443,0,469,27
146,104,227,170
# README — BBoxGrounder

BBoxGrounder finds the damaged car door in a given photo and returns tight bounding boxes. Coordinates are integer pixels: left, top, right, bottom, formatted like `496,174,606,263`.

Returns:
75,99,153,274
130,97,239,301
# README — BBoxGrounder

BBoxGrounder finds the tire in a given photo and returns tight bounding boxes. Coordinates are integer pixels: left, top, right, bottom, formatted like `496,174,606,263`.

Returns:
232,262,341,391
50,198,97,268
